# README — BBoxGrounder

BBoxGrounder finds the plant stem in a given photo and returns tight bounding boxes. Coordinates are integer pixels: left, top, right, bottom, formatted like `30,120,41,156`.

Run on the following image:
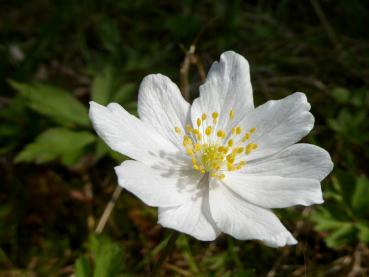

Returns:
95,185,122,234
151,231,179,277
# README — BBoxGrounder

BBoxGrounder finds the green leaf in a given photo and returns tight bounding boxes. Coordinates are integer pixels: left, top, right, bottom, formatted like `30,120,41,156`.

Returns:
325,223,356,249
351,175,369,214
311,208,346,231
75,255,91,277
91,68,136,107
331,87,350,103
89,235,124,277
15,128,96,166
91,67,115,106
9,80,89,127
356,222,369,243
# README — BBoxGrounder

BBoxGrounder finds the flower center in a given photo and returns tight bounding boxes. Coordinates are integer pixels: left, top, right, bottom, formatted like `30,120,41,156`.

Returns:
174,110,258,180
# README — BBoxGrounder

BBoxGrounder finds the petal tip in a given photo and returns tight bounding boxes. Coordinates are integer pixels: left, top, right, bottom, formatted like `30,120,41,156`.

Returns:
89,101,100,109
220,50,250,66
261,231,298,248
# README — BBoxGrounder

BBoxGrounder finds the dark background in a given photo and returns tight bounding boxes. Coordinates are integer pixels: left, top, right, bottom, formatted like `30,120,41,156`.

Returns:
1,0,369,276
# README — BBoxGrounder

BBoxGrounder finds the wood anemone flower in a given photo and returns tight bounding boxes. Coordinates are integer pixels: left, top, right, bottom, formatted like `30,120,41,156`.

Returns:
89,51,333,247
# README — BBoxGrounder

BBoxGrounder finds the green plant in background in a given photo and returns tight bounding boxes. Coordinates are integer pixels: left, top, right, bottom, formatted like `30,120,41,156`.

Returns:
75,235,126,277
1,0,369,275
312,172,369,249
9,67,136,167
308,86,369,249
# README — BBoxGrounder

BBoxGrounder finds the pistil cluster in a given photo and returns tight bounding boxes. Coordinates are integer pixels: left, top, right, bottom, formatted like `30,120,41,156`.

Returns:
174,110,258,180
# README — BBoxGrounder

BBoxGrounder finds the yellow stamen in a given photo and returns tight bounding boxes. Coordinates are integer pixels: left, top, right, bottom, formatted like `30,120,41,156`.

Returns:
228,139,233,147
229,110,235,120
178,110,258,180
242,133,250,142
217,130,226,139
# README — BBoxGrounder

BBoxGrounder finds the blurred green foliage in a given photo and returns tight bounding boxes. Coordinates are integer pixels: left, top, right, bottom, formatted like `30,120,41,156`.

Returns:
75,235,125,277
1,0,369,276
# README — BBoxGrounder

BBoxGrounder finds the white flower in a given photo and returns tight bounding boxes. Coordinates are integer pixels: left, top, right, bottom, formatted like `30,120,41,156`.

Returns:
89,51,333,247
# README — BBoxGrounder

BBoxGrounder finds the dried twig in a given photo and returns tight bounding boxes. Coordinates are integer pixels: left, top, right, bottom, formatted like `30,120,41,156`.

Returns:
348,243,365,277
180,45,196,101
95,186,123,234
162,263,192,276
179,44,206,101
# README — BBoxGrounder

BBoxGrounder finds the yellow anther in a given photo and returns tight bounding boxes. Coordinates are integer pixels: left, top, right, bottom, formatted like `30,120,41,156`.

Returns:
227,139,234,147
245,144,252,155
186,124,192,133
242,133,250,142
212,163,220,170
226,154,235,163
212,112,219,124
229,110,235,120
182,115,256,177
227,162,234,171
217,130,225,139
183,136,190,146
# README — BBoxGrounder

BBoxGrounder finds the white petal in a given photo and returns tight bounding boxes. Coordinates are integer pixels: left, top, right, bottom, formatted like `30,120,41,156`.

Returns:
115,160,202,207
89,101,187,166
222,173,323,208
191,51,254,131
244,143,334,181
209,181,297,247
138,74,191,149
158,176,220,241
237,92,314,160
